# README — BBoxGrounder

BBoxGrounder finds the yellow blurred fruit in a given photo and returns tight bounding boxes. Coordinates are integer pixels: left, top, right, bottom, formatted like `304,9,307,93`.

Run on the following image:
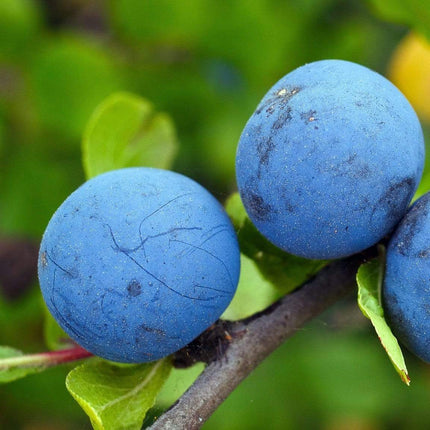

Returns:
388,32,430,122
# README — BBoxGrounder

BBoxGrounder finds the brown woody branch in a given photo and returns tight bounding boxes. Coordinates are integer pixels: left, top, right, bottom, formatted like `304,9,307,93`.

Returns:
149,253,368,429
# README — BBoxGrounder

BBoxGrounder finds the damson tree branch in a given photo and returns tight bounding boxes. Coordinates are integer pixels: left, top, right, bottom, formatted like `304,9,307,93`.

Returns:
149,252,370,430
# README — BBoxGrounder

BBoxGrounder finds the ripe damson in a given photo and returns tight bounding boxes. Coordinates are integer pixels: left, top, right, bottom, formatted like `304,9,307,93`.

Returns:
236,59,424,259
38,168,240,363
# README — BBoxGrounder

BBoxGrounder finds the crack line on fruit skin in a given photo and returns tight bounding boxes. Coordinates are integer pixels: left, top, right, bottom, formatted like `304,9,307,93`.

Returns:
102,193,198,255
49,267,106,343
176,224,230,259
45,250,78,278
93,288,185,341
49,269,87,342
171,237,235,291
107,225,203,257
138,192,193,239
191,284,232,295
106,224,222,302
139,227,203,258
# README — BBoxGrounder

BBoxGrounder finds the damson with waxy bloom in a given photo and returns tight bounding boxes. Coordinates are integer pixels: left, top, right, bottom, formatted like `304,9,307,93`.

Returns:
236,59,425,259
38,168,240,363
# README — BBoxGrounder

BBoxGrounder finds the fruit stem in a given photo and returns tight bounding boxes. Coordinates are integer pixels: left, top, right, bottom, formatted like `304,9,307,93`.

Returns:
0,346,93,370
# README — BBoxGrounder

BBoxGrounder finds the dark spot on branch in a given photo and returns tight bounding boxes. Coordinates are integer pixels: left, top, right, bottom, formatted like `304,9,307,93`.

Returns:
173,320,234,368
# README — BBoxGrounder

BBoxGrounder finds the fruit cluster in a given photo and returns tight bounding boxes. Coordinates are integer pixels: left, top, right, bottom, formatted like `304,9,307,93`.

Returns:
39,59,428,364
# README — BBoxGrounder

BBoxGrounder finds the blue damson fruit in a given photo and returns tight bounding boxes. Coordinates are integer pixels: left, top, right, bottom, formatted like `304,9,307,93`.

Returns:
383,192,430,363
236,59,424,259
38,168,240,363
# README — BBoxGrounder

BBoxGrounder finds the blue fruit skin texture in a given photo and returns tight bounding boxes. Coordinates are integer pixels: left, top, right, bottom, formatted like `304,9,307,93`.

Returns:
38,168,240,363
236,59,425,259
383,192,430,363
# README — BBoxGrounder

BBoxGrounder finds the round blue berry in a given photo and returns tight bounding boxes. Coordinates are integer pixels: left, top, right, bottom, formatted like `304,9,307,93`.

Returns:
383,192,430,363
38,168,240,363
236,59,424,259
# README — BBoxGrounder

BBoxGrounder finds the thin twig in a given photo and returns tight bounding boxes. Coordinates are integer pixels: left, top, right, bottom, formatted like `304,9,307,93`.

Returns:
149,253,366,429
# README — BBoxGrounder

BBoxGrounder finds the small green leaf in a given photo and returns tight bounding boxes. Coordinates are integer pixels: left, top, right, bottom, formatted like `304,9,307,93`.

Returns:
221,254,279,320
82,92,178,179
357,255,410,385
0,346,42,383
156,363,205,408
367,0,430,39
225,192,327,294
66,357,172,430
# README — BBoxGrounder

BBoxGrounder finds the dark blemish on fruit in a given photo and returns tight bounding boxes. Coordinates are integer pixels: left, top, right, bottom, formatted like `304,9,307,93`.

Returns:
127,279,142,297
394,194,430,256
255,86,302,116
346,153,357,164
243,191,273,221
256,136,275,179
272,107,293,130
285,202,296,213
257,136,275,167
418,249,430,259
300,110,317,123
378,177,415,225
138,323,166,336
334,154,371,179
135,324,168,345
319,153,371,180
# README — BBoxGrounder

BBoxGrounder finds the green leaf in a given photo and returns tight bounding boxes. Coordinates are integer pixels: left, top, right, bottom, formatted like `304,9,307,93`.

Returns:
225,193,327,294
30,35,124,140
82,92,178,180
221,254,279,320
0,346,43,383
66,358,172,430
156,363,205,408
367,0,430,39
357,254,410,385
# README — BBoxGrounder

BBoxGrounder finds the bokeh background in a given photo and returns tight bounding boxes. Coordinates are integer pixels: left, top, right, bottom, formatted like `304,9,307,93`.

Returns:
0,0,430,429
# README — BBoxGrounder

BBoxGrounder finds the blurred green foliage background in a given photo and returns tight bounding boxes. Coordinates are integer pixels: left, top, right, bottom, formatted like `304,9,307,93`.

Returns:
0,0,429,429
